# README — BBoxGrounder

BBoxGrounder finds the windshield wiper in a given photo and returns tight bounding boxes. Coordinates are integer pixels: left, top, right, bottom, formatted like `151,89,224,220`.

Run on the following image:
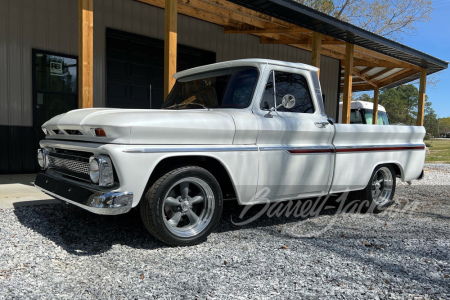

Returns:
185,102,209,109
165,102,209,110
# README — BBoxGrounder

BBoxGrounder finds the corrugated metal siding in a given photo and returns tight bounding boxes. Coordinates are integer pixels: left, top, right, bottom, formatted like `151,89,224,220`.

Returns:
0,0,339,126
0,0,78,127
94,0,339,117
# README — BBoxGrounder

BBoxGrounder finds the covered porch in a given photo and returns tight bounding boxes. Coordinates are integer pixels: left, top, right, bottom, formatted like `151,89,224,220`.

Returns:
78,0,448,125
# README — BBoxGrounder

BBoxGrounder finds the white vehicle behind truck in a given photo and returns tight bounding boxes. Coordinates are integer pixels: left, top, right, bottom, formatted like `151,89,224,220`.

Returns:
35,59,425,246
339,100,389,124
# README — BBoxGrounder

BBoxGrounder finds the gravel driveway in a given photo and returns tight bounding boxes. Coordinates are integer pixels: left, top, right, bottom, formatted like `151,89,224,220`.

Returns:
1,164,449,299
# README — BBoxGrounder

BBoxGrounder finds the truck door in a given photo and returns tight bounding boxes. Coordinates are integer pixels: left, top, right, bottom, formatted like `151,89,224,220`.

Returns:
253,68,335,201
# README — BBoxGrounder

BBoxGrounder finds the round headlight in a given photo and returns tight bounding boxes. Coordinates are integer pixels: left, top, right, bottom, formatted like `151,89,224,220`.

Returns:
37,149,48,170
89,159,100,183
102,165,113,185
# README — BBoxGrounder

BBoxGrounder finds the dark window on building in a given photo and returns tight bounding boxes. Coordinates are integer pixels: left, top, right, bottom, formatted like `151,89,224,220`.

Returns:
33,50,78,127
106,28,216,110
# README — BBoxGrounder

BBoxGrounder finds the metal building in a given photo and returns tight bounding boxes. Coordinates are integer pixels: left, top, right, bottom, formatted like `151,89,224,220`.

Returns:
0,0,447,173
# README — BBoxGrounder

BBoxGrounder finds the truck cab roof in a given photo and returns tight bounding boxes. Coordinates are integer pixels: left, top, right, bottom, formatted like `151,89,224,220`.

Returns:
174,58,319,79
339,100,386,112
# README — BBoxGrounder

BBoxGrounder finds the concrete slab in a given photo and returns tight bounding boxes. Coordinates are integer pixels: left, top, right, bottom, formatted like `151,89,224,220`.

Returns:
0,174,59,209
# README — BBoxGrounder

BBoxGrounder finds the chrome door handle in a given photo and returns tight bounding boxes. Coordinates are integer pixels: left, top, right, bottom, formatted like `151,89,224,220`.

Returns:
315,121,329,128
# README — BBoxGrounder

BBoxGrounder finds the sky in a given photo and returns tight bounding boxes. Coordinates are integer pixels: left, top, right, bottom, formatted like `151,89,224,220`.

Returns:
399,0,450,118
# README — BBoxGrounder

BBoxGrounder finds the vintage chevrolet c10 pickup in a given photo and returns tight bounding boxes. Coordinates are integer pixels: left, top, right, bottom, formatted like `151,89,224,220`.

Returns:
35,59,425,246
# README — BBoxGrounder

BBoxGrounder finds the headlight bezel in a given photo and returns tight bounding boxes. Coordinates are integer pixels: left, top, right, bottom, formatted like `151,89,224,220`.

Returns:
89,156,114,187
37,149,49,170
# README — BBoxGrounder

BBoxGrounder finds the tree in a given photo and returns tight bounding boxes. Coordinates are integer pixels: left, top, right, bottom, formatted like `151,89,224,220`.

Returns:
292,0,432,40
378,84,438,135
294,0,335,14
424,101,439,136
379,85,418,125
355,93,373,102
438,117,450,137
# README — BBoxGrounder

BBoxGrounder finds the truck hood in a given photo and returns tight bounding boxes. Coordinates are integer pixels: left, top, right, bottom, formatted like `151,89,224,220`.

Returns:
42,108,236,145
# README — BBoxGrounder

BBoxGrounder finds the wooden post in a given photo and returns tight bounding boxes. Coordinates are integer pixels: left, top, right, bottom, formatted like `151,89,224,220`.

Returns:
416,68,427,126
373,87,379,125
78,0,93,108
311,32,321,77
342,43,354,124
164,0,177,100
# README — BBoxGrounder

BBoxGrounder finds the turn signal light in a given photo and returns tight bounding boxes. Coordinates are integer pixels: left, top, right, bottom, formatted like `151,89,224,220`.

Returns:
91,128,107,137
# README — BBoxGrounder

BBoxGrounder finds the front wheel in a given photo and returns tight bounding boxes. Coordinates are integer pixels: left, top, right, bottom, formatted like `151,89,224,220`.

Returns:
350,164,396,213
140,165,223,246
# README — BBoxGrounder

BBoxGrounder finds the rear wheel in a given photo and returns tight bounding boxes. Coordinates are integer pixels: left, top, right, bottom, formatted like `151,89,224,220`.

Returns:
350,164,396,213
140,165,223,246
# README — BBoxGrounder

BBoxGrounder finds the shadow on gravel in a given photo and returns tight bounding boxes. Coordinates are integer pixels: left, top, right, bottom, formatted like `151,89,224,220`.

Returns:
13,196,348,255
14,202,165,255
217,195,347,233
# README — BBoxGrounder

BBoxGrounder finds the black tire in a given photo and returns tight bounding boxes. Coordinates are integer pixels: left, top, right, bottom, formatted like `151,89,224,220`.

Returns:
349,164,396,213
140,165,223,246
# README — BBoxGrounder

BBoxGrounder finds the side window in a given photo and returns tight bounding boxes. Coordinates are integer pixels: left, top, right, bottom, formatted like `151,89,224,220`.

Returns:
260,71,275,110
274,71,315,113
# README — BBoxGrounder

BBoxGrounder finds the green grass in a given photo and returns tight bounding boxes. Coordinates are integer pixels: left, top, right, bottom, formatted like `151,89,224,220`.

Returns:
425,139,450,164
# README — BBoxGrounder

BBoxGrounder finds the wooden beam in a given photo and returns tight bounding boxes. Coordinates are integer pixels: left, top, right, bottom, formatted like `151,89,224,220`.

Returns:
139,0,244,29
367,68,393,81
311,32,321,77
324,44,420,70
351,67,379,88
78,0,93,108
354,45,421,71
178,0,267,28
224,26,311,34
340,78,365,84
378,69,419,87
341,64,379,87
260,36,343,45
198,0,294,28
416,68,427,126
343,83,378,92
373,88,379,125
359,67,373,76
352,61,411,68
164,0,177,99
137,0,423,91
260,36,310,44
260,38,348,61
342,43,354,124
292,43,346,60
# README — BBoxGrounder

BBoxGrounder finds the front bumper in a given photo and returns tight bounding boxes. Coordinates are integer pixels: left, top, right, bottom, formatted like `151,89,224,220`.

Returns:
35,172,133,215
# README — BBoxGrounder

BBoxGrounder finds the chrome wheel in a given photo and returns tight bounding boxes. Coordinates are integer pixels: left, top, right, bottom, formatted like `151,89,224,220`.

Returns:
371,166,394,206
162,177,215,238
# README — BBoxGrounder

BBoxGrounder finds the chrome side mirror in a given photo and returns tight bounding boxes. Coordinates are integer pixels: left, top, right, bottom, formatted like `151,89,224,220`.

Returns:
355,108,361,119
281,94,296,109
264,94,296,118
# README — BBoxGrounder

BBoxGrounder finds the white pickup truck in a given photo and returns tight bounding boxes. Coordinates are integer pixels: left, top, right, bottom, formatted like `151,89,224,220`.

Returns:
338,100,390,125
35,59,425,246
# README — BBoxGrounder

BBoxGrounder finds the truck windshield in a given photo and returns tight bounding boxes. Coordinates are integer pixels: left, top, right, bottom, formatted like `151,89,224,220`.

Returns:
350,109,389,125
363,110,389,125
162,67,259,109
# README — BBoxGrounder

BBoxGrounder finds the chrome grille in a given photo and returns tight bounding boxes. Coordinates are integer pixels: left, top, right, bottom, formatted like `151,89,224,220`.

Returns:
48,156,89,175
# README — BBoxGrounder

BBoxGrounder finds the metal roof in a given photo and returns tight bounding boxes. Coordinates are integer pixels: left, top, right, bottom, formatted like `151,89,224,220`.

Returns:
228,0,448,77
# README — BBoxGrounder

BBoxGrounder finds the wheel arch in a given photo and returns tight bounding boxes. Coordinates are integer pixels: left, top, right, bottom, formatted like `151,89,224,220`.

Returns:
370,161,404,181
140,155,239,205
